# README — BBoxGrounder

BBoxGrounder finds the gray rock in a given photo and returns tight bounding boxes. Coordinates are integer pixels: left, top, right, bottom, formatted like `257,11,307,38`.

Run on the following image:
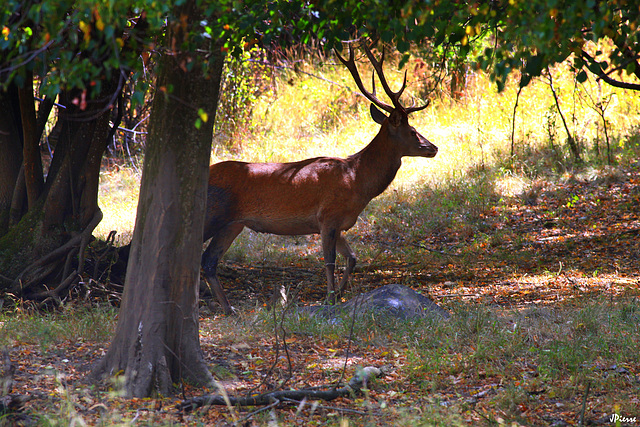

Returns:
296,284,449,322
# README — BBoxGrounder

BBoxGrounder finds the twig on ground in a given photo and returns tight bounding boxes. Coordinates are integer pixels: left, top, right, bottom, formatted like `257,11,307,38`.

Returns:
177,366,384,413
579,381,591,426
412,242,462,257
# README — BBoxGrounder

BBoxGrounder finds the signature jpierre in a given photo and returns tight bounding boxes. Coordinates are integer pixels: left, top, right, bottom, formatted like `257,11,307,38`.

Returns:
610,414,638,424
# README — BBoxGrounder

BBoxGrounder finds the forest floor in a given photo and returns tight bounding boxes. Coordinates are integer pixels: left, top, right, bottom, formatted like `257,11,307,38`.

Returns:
2,165,639,426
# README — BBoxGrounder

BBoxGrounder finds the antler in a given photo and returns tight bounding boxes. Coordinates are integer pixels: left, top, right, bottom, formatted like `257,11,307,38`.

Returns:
335,41,429,114
335,42,395,113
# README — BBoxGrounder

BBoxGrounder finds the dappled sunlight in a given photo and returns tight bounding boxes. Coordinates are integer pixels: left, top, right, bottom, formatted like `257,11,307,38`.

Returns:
431,271,637,309
94,54,640,313
95,168,140,244
495,175,530,198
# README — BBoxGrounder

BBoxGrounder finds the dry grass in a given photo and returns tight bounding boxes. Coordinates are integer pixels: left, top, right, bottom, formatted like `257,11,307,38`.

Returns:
95,167,140,245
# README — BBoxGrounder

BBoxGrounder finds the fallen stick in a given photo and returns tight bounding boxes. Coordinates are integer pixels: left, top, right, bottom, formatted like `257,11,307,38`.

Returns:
177,366,383,413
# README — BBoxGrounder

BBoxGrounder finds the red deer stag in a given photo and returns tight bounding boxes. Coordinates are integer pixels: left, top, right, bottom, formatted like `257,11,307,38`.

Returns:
202,42,438,314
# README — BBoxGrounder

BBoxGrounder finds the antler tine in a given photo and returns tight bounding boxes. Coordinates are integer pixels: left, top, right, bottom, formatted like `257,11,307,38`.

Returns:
371,70,376,97
406,98,430,114
334,43,394,113
361,42,407,111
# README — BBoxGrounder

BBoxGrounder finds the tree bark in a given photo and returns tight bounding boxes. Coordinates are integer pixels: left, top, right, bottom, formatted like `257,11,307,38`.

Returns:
41,87,113,232
0,84,23,236
17,70,44,210
92,1,225,397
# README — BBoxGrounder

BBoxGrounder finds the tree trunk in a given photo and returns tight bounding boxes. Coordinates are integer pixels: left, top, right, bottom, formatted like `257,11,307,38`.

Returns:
91,2,225,397
41,88,113,231
0,81,119,294
546,67,582,163
0,13,143,297
17,70,44,210
0,84,23,236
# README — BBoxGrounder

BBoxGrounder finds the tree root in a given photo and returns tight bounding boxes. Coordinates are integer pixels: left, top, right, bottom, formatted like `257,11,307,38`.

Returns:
0,394,30,416
177,366,385,413
29,270,78,306
8,209,103,301
0,273,12,286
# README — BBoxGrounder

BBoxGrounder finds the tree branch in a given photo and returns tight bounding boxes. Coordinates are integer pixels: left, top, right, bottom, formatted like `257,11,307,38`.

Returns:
29,269,78,303
581,50,640,91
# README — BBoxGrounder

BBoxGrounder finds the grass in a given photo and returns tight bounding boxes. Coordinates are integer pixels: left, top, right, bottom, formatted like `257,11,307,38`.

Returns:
94,167,140,245
0,304,117,349
1,295,637,425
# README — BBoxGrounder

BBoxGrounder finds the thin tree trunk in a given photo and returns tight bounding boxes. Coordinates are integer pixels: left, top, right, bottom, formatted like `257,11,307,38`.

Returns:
546,67,582,162
92,2,225,397
511,83,524,157
603,115,611,165
17,70,44,209
0,84,23,235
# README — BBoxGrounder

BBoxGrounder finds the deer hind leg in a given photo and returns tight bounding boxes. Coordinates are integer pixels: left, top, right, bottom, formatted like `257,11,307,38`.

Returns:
336,234,356,295
202,223,244,314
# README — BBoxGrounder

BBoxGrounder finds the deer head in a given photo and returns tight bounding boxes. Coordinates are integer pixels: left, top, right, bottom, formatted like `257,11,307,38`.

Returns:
335,41,437,159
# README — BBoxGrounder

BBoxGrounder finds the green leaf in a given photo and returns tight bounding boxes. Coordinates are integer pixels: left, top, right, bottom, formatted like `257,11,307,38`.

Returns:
625,62,637,75
197,108,208,123
576,70,588,83
398,53,410,69
449,27,465,44
397,39,409,53
524,54,545,76
520,73,532,88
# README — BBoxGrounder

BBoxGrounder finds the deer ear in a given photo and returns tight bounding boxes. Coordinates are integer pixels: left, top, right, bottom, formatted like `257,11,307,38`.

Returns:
370,104,387,125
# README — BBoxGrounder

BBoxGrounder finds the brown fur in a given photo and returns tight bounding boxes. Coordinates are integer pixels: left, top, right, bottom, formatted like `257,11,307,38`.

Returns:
202,107,437,314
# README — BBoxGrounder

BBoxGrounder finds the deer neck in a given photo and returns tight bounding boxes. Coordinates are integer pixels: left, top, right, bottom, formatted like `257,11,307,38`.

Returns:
350,131,402,199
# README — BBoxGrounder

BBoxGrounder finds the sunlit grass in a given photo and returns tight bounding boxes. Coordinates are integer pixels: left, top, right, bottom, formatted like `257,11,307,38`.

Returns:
216,54,640,189
95,167,140,244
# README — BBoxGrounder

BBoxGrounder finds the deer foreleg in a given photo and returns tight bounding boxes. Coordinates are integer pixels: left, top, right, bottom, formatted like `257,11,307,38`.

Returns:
321,227,339,304
336,234,356,295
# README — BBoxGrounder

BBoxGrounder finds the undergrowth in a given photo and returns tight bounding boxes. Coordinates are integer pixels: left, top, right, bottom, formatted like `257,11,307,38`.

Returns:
245,295,640,425
0,304,117,349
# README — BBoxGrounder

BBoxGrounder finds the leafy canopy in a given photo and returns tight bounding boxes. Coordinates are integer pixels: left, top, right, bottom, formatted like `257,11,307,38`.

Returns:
2,0,638,100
